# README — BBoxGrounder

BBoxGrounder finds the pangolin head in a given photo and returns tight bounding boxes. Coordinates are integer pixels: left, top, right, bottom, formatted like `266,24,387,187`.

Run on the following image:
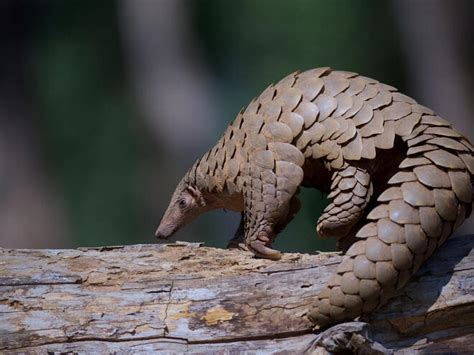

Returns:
155,179,205,239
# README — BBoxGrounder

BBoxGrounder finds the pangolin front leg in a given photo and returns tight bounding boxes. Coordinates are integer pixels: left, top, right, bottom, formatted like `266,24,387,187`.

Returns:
228,196,302,248
242,159,304,259
227,195,301,250
226,212,246,249
317,165,373,241
275,194,302,235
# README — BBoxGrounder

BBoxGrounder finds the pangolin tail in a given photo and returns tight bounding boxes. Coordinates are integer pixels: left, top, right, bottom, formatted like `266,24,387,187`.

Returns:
308,121,473,327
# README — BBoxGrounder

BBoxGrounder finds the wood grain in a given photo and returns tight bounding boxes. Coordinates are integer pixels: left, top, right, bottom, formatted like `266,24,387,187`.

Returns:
0,235,472,353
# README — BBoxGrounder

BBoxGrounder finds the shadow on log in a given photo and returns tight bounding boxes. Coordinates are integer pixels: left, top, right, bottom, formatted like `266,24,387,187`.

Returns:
0,235,473,353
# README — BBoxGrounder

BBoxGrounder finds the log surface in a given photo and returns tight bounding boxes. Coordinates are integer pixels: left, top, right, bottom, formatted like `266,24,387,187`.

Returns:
0,235,473,353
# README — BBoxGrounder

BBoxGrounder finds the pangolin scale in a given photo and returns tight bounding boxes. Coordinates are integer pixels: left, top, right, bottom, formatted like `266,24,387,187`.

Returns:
156,67,474,327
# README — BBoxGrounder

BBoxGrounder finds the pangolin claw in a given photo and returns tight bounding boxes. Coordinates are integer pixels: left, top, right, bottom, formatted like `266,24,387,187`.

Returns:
249,241,282,260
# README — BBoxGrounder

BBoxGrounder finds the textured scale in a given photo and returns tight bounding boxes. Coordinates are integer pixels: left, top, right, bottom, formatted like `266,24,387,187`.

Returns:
164,68,474,328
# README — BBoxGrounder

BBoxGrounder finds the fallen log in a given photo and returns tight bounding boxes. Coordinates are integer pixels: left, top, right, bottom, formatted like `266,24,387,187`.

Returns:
0,235,472,353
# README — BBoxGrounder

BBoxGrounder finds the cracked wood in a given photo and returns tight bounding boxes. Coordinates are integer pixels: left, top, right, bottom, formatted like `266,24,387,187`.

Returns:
0,235,473,353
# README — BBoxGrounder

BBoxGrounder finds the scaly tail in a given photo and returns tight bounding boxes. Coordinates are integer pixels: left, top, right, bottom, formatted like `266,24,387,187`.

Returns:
308,121,474,327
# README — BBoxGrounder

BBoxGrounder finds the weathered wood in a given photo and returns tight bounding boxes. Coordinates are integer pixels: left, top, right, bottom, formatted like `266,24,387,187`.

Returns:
0,235,472,353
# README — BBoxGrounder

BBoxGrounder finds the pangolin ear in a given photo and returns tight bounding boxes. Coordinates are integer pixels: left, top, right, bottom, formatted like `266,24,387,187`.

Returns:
185,185,201,200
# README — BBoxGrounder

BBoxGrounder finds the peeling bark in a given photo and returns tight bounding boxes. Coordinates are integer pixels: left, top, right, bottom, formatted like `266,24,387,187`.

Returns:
0,235,472,353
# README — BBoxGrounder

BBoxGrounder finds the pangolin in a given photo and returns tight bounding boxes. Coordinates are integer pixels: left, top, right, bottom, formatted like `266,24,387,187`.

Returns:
155,67,474,327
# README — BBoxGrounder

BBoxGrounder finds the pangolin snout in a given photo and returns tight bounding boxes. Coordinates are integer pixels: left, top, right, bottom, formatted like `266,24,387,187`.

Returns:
155,223,174,239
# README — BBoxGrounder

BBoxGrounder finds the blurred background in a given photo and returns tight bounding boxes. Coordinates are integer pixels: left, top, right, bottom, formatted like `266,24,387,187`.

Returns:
0,0,472,251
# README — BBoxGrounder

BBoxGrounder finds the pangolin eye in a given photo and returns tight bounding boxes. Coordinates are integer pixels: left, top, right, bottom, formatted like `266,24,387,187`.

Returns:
178,199,187,209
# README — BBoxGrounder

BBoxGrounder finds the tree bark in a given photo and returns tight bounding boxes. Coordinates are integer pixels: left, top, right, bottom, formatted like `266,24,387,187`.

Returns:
0,235,472,353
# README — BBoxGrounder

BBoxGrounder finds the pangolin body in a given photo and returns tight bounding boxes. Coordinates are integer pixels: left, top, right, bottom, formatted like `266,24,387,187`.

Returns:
156,67,474,327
